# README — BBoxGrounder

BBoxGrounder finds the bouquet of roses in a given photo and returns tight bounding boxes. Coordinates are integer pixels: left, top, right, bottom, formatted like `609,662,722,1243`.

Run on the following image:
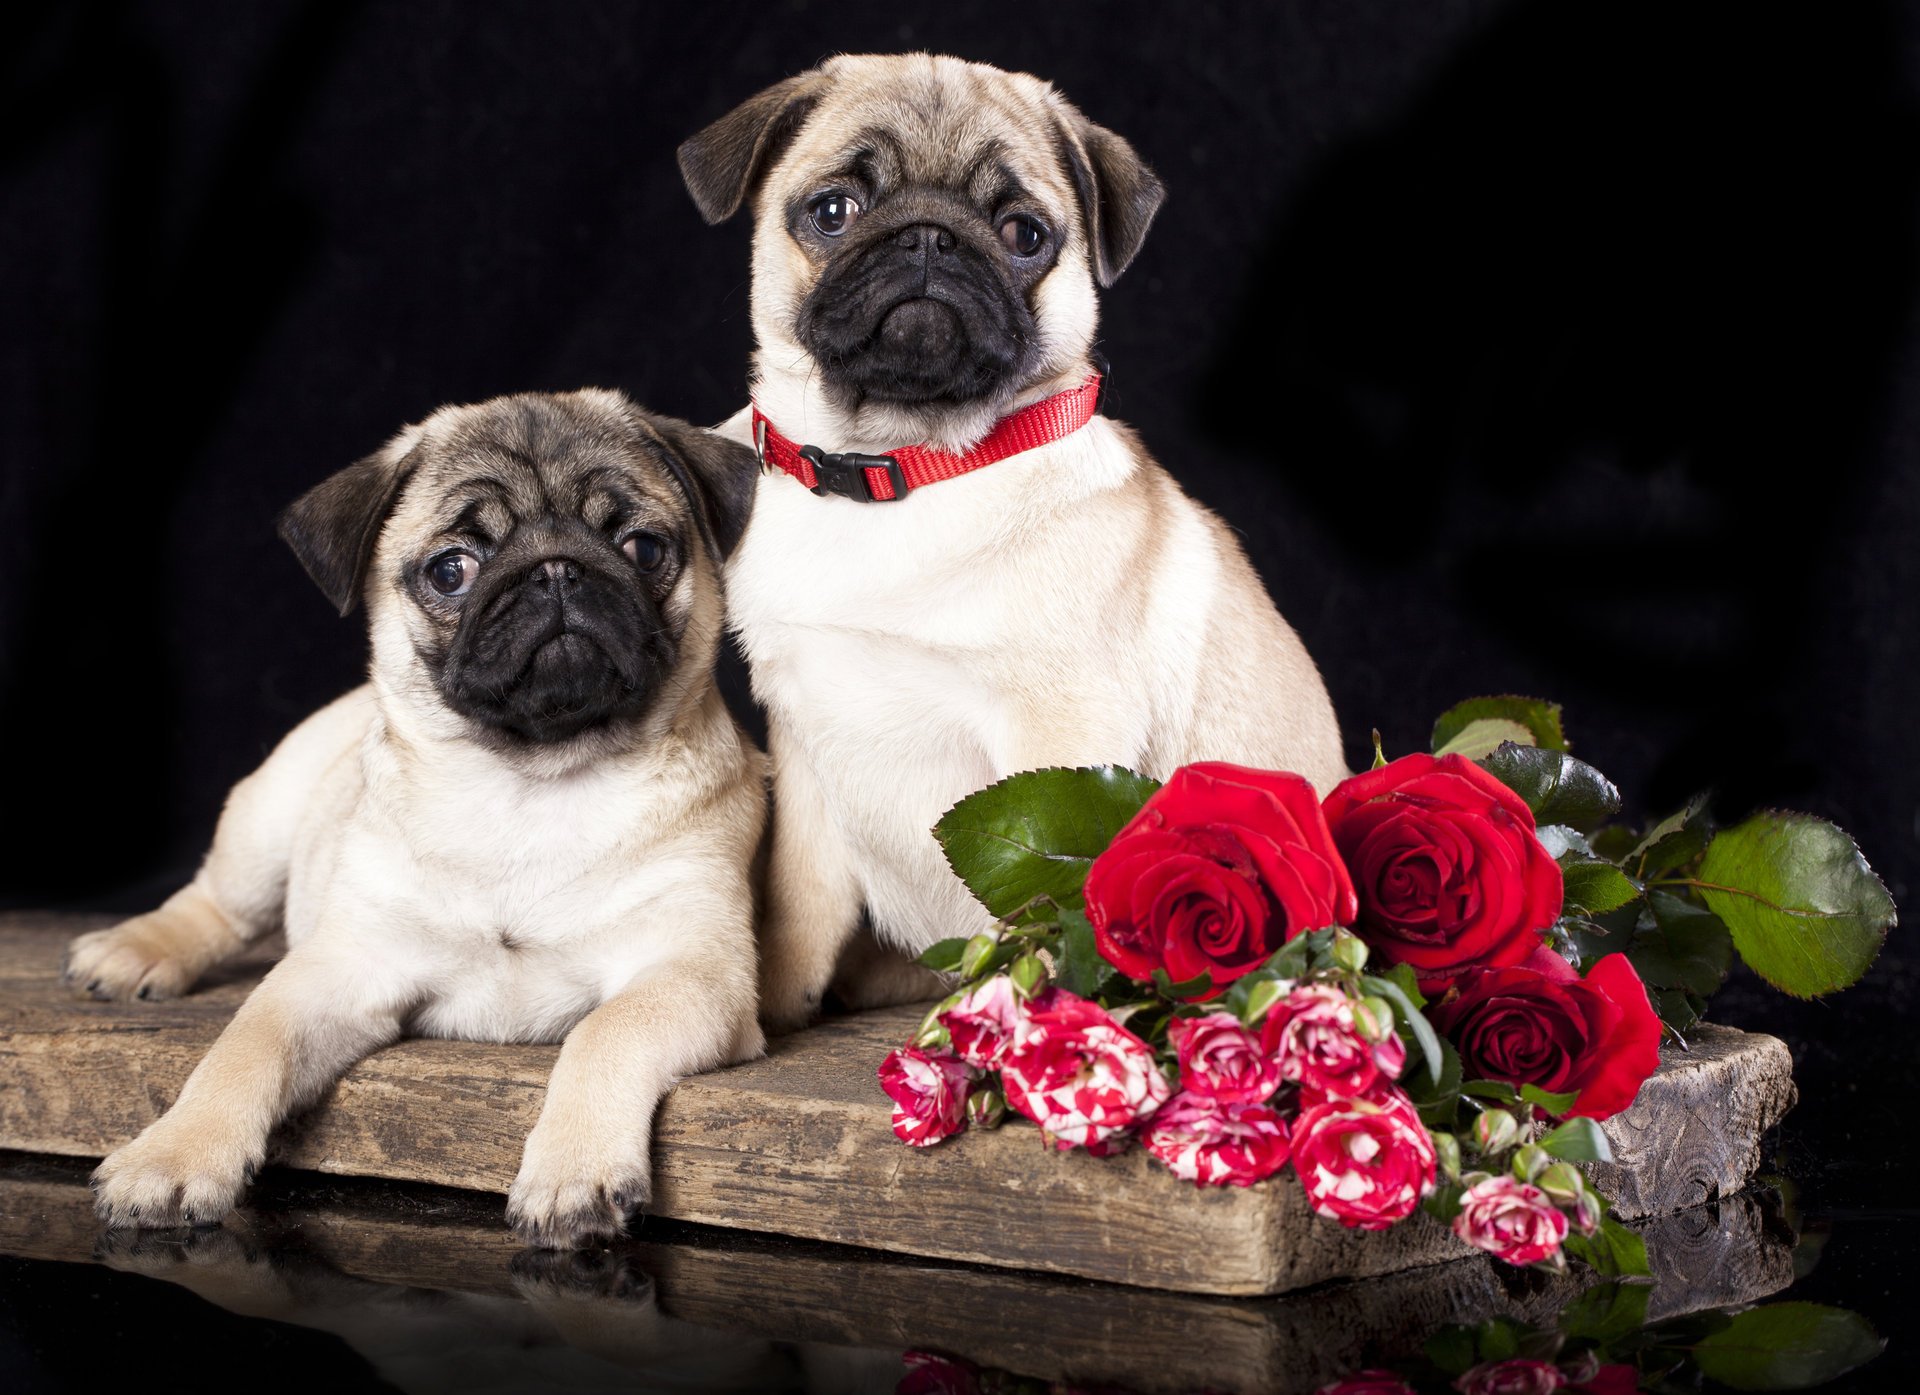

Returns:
878,696,1894,1276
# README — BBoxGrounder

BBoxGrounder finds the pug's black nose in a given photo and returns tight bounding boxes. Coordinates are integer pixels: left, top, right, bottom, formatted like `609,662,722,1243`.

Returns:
895,223,956,256
530,559,580,593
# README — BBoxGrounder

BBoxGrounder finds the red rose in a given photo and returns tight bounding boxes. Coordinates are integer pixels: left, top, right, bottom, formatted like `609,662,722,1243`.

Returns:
999,989,1171,1150
1321,754,1563,987
1292,1086,1437,1230
1084,763,1357,997
1261,983,1407,1099
877,1045,978,1148
1450,1175,1570,1267
1429,949,1663,1121
1168,1011,1284,1104
1140,1091,1292,1186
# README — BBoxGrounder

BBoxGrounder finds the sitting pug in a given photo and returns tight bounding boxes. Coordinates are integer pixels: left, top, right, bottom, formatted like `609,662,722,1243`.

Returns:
677,55,1348,1031
64,390,765,1247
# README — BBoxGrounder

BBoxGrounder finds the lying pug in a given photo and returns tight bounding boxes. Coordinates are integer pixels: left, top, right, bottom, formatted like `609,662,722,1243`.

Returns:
63,390,765,1247
678,54,1348,1031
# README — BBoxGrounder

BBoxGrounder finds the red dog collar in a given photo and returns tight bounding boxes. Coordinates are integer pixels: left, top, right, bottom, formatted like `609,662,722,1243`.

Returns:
751,373,1103,503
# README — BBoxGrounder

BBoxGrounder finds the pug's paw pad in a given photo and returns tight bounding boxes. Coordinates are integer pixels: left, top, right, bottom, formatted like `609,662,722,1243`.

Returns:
92,1128,253,1229
64,917,200,1002
506,1160,650,1250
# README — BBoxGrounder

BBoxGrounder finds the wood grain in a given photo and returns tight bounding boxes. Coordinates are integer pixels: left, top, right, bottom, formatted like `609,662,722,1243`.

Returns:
0,912,1798,1295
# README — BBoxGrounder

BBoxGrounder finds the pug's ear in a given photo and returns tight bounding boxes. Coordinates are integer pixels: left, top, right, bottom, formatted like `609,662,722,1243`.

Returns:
678,71,825,225
645,416,760,563
1056,110,1166,288
277,432,421,616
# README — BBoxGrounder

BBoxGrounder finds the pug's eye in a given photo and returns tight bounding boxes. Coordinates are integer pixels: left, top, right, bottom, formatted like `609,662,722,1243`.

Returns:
999,215,1047,258
425,550,478,597
808,192,861,237
621,532,667,572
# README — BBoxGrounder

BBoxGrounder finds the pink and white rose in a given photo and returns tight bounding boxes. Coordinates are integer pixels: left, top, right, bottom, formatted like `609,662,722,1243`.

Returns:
999,988,1172,1151
1450,1175,1570,1267
940,974,1023,1069
877,1045,978,1148
1168,1011,1285,1105
1292,1086,1437,1230
1262,983,1407,1099
1142,1090,1292,1186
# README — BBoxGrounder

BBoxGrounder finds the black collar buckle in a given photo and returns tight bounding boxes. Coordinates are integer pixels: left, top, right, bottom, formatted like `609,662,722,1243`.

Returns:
799,445,909,503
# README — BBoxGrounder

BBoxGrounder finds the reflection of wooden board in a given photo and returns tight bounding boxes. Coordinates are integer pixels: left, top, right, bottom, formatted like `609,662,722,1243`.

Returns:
0,912,1798,1297
0,1157,1796,1395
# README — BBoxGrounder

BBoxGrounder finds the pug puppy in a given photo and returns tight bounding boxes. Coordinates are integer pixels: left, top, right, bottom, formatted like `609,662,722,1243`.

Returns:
63,390,766,1247
678,54,1348,1033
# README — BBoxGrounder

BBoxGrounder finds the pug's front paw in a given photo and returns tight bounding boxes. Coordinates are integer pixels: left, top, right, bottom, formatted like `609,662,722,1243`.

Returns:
507,1130,649,1249
65,914,201,1002
92,1122,255,1228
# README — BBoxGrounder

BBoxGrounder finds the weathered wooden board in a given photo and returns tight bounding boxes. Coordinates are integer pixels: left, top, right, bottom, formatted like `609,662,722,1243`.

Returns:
0,912,1798,1296
0,1155,1796,1395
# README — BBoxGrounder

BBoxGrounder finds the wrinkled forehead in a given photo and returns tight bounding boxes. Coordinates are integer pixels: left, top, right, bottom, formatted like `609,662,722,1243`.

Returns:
785,62,1077,207
398,401,668,538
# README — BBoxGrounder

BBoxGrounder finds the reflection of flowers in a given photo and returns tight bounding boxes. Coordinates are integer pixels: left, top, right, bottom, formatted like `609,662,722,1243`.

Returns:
1452,1358,1566,1395
1315,1372,1421,1395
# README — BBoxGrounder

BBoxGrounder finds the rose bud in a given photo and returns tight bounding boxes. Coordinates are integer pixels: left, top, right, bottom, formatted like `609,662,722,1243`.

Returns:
939,975,1023,1070
1083,764,1357,998
1321,754,1563,989
1574,1188,1604,1237
1263,983,1408,1099
1433,1131,1463,1179
1142,1091,1292,1187
1239,975,1292,1028
1292,1086,1438,1230
966,1087,1007,1130
1008,952,1047,998
1429,949,1664,1122
959,932,999,979
1331,930,1371,973
1474,1108,1520,1155
1450,1174,1571,1267
999,989,1172,1151
1352,995,1397,1044
877,1045,979,1148
1537,1160,1585,1204
1169,1011,1285,1105
1451,1357,1567,1395
1511,1143,1550,1182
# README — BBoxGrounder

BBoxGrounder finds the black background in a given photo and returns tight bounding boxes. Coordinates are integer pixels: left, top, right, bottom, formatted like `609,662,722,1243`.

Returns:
2,1,1917,1385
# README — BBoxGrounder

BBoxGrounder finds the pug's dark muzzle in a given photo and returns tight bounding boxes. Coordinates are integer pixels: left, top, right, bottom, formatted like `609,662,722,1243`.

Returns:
440,554,673,744
797,217,1035,407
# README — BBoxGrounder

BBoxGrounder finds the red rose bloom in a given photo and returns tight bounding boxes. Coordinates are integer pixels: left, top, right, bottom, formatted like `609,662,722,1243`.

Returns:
1084,763,1357,997
878,1045,978,1148
1292,1086,1437,1230
1168,1011,1285,1104
1140,1091,1292,1186
1429,948,1663,1121
1321,754,1563,987
999,989,1171,1150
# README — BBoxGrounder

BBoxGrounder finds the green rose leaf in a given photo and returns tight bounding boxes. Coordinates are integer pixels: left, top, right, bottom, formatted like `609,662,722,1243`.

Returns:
1362,970,1443,1085
916,937,970,973
934,766,1161,919
1519,1083,1580,1116
1561,856,1641,918
1432,695,1569,754
1625,891,1733,1033
1564,1214,1650,1278
1631,795,1713,879
1692,813,1896,998
1054,908,1117,998
1480,744,1624,832
1406,1036,1463,1129
1152,967,1215,1000
1691,1302,1885,1390
1434,717,1537,761
1539,1116,1614,1163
